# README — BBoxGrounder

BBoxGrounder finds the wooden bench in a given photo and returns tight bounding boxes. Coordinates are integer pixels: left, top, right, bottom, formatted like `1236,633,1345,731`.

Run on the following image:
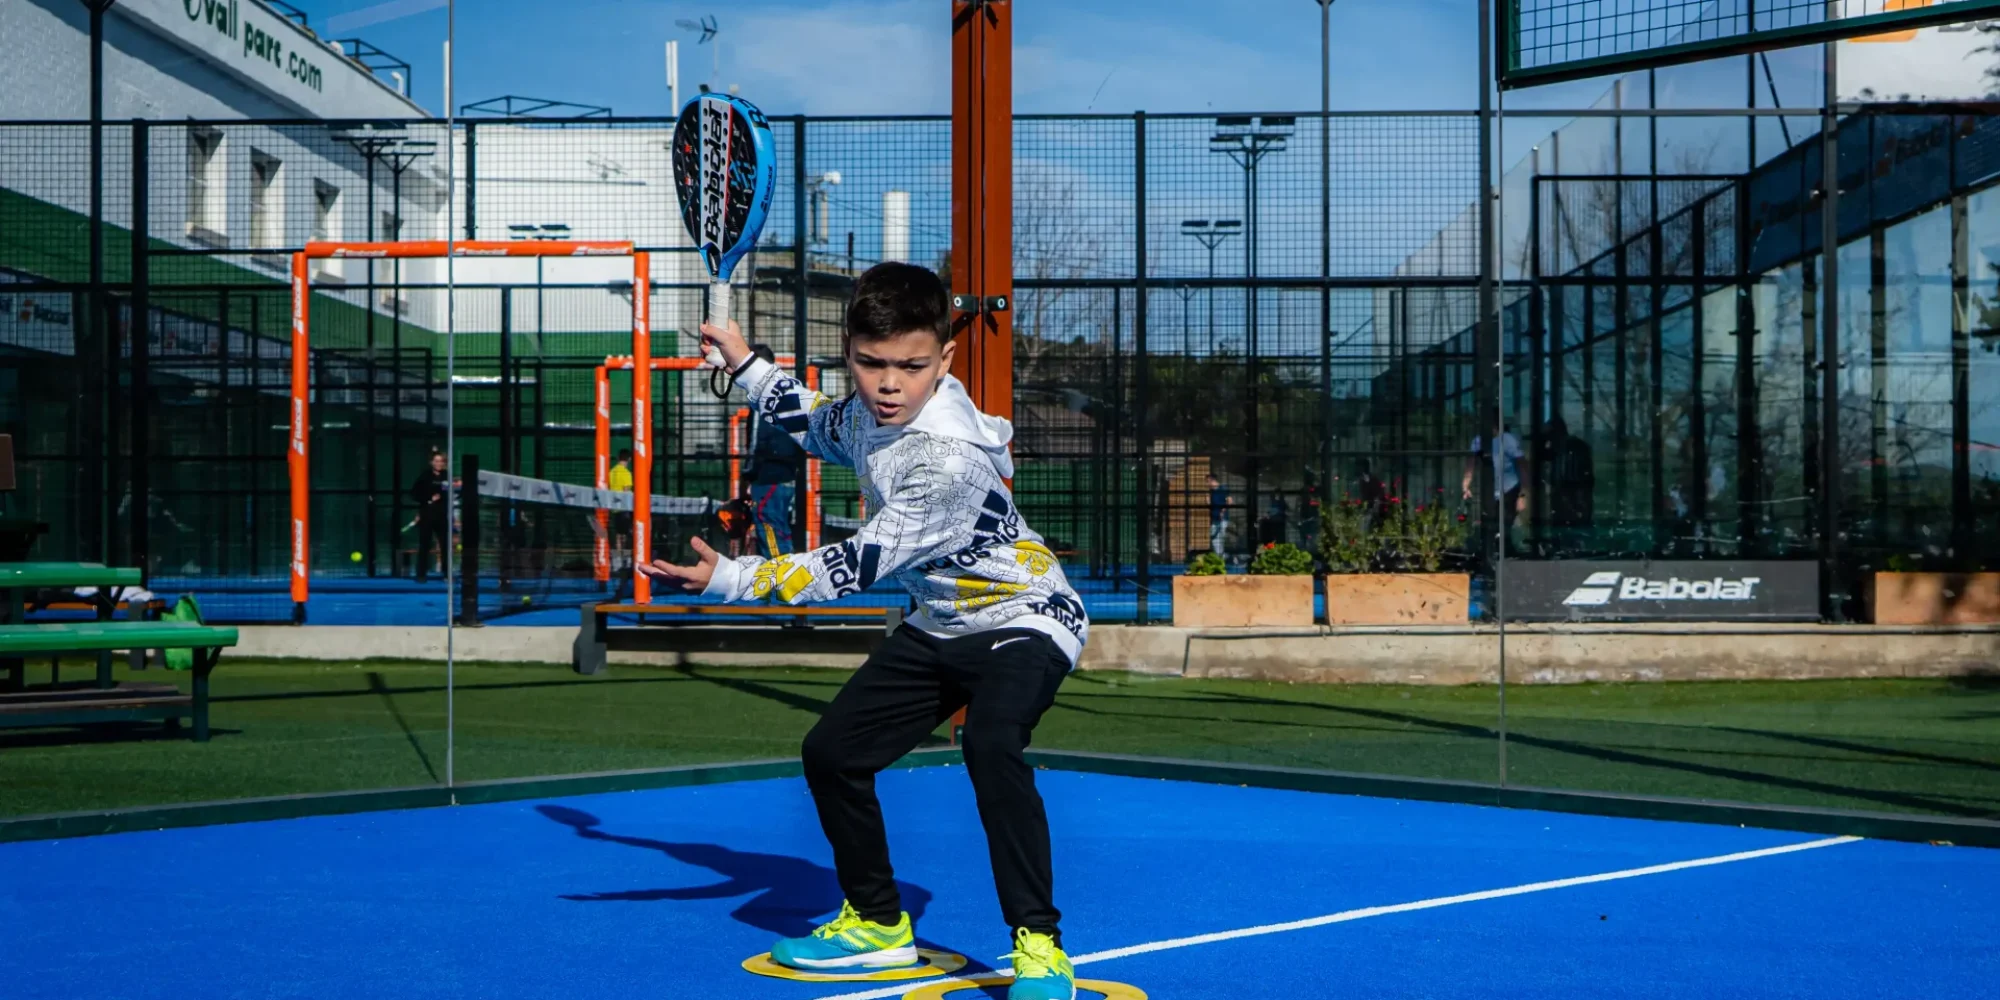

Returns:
572,603,904,675
0,622,239,741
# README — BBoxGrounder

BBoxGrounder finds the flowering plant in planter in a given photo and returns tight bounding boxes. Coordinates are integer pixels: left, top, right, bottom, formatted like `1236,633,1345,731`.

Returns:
1248,541,1315,576
1186,552,1226,576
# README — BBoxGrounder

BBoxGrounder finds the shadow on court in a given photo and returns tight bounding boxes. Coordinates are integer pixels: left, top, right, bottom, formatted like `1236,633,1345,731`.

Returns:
536,804,935,940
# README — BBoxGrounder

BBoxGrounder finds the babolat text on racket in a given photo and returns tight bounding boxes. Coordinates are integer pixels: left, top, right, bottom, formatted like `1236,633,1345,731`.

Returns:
671,93,776,370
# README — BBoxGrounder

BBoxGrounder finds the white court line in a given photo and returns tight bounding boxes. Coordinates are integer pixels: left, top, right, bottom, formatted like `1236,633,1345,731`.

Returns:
807,835,1862,1000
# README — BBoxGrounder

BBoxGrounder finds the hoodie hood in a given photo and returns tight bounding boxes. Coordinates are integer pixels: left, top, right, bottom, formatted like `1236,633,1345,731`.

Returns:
904,373,1016,479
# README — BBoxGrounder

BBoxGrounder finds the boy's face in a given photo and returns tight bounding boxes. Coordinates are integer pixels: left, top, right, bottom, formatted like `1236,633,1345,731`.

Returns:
430,454,446,473
846,329,956,426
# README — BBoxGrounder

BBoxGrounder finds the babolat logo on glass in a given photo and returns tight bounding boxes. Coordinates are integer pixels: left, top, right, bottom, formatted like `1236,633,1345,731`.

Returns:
1512,560,1816,621
1562,571,1762,607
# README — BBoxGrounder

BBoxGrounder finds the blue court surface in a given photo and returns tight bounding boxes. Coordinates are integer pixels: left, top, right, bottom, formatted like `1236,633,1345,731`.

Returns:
88,571,1330,626
4,767,1995,999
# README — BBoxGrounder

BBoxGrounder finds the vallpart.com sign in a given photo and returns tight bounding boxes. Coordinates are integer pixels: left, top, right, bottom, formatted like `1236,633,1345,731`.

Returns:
181,0,323,93
117,0,420,118
1506,560,1820,621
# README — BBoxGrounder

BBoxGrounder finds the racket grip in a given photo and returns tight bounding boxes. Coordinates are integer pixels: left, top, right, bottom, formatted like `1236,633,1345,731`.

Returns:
704,281,730,369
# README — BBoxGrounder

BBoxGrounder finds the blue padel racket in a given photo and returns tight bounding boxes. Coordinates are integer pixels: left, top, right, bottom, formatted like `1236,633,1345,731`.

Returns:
672,94,776,376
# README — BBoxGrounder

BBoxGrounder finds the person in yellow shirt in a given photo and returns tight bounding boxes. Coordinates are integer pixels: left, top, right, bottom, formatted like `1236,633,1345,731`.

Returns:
607,448,634,574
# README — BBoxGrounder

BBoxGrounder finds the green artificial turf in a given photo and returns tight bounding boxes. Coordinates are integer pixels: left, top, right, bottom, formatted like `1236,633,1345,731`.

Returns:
2,658,1996,821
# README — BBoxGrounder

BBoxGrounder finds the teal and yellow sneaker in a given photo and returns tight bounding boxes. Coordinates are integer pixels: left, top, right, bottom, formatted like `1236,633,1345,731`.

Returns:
1002,928,1075,1000
769,901,919,971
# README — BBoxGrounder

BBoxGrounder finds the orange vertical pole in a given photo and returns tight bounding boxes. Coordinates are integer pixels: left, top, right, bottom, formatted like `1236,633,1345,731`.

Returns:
594,365,611,583
289,252,310,619
632,253,653,603
949,0,1013,429
949,0,1011,741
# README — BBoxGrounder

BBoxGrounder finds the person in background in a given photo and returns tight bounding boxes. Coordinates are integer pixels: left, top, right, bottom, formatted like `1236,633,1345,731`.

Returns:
1259,494,1289,548
1298,473,1322,552
745,344,807,557
1207,473,1231,557
410,450,451,583
114,486,193,575
607,448,635,573
1543,417,1594,556
1354,458,1388,519
1463,422,1529,552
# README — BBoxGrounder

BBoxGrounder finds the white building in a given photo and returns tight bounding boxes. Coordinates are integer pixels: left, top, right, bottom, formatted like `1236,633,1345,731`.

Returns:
0,0,714,391
2,0,426,120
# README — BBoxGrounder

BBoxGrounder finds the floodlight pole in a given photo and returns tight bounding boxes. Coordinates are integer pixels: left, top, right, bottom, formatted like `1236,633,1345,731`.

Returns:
83,0,117,564
1180,221,1240,349
1317,0,1336,506
1211,124,1289,544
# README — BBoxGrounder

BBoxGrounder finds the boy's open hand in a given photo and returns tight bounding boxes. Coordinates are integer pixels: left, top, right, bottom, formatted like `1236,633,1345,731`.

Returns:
637,536,721,592
699,320,751,373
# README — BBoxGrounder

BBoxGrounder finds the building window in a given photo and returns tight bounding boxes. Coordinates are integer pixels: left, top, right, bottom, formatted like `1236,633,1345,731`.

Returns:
249,150,282,248
186,127,223,241
381,210,402,242
312,180,342,280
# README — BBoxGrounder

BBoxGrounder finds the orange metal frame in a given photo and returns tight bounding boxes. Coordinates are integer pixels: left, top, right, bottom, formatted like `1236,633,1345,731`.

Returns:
593,357,825,594
289,240,644,616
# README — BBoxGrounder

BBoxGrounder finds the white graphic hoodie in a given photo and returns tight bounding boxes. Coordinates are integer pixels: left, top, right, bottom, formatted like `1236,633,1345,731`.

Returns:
701,356,1089,665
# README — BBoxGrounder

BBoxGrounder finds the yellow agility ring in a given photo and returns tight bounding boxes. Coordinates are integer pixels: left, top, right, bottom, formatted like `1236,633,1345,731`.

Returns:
740,949,969,982
898,975,1148,1000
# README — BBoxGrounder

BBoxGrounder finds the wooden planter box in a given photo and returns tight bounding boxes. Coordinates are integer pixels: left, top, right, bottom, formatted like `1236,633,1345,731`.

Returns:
1172,574,1314,628
1870,572,2000,624
1324,573,1470,625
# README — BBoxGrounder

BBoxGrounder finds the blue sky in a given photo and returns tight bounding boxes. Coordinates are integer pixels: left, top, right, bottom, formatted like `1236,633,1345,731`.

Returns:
313,0,1601,118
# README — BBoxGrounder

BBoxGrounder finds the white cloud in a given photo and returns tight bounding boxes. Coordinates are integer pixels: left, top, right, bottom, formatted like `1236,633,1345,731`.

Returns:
325,0,446,35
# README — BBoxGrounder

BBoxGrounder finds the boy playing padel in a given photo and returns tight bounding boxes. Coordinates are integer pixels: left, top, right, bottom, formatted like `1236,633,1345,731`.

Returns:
640,262,1087,1000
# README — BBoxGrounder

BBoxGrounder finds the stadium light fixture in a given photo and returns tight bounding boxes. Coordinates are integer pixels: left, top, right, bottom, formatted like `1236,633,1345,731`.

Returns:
1207,117,1289,533
1179,219,1242,351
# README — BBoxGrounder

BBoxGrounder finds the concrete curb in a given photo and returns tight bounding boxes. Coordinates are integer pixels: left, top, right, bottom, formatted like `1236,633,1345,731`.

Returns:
231,623,2000,684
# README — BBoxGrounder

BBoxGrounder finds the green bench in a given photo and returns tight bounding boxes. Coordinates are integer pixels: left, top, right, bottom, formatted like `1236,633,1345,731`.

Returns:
0,562,146,622
1,561,155,679
0,622,238,741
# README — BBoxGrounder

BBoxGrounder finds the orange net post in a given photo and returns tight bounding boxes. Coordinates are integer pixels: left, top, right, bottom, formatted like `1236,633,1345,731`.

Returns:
593,365,612,583
631,252,654,604
805,367,824,549
728,408,748,499
288,252,310,619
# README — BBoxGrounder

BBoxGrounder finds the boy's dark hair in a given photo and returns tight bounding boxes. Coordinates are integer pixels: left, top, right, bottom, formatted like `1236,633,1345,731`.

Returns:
847,262,951,344
617,448,632,462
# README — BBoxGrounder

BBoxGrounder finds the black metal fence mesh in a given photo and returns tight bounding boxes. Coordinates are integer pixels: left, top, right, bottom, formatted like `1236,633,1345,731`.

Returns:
4,108,1998,621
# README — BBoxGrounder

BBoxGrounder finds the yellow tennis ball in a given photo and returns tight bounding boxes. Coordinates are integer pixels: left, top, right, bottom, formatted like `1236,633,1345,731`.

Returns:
350,551,363,563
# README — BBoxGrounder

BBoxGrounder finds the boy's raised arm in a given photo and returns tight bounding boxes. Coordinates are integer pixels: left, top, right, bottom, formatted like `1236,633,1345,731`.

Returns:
730,355,856,468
